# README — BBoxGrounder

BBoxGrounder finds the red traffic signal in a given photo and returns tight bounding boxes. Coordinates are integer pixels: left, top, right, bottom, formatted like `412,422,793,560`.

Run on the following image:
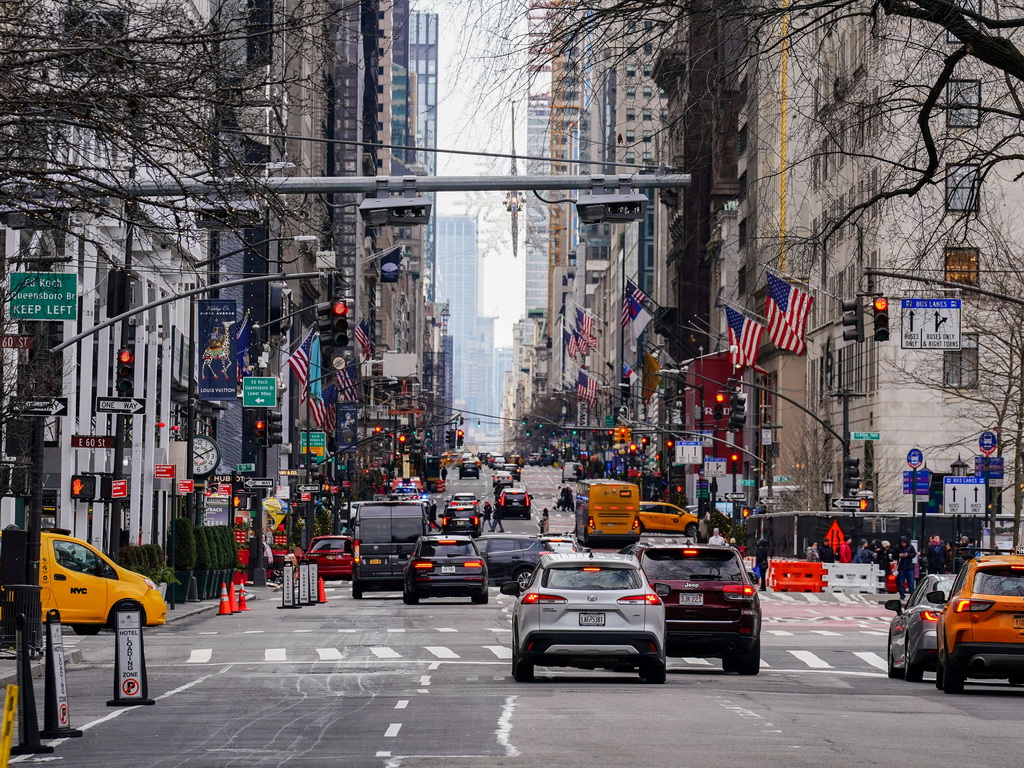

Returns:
117,348,135,365
115,347,135,395
873,297,889,312
330,300,349,316
398,434,408,443
714,392,727,404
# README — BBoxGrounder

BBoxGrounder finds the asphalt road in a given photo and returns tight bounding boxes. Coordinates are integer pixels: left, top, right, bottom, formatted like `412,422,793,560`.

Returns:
14,467,1024,767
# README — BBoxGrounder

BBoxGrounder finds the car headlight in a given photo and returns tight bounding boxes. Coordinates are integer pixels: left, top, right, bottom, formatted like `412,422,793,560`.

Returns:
144,578,157,590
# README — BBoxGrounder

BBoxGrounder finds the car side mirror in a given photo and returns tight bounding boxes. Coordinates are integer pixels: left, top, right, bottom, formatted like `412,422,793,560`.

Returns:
926,590,947,604
748,571,760,584
499,581,521,596
884,598,904,614
652,582,671,598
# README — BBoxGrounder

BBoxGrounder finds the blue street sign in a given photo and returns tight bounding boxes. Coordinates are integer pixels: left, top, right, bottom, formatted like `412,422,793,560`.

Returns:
979,431,997,456
902,470,931,495
906,449,923,469
974,456,1004,480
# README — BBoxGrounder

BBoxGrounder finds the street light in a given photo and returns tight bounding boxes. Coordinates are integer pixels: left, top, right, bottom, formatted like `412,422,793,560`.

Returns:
821,476,834,512
951,455,970,476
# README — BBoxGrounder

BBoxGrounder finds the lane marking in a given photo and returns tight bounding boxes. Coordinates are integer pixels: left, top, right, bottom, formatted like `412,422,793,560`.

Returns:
197,631,218,635
187,649,212,664
387,628,406,633
265,648,287,661
788,650,832,668
497,695,520,757
436,627,458,632
395,700,409,709
485,645,512,659
860,631,887,636
244,630,264,634
294,629,315,633
419,675,431,686
809,630,842,636
425,646,459,659
760,659,772,668
384,723,402,738
767,630,794,636
376,752,391,757
853,651,888,671
371,647,402,659
682,657,712,665
316,648,343,661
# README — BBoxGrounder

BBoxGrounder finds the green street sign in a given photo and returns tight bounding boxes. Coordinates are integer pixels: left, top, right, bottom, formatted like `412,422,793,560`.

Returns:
739,479,757,487
604,415,615,427
235,463,256,473
852,432,881,441
242,376,278,408
696,489,710,499
773,475,792,483
9,272,78,321
300,431,327,456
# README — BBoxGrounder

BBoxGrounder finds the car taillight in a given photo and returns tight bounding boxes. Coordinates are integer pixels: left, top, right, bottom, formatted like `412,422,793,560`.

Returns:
412,560,434,570
723,584,756,601
521,593,567,604
471,517,479,525
353,540,361,563
617,593,662,606
921,610,940,622
682,549,699,555
954,598,995,613
587,516,595,529
525,496,530,507
463,560,484,568
631,517,640,531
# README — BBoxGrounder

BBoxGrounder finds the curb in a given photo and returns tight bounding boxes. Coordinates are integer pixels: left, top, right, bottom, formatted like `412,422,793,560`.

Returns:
0,648,83,687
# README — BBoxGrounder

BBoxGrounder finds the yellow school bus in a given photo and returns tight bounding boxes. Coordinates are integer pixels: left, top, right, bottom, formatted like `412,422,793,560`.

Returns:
574,480,641,547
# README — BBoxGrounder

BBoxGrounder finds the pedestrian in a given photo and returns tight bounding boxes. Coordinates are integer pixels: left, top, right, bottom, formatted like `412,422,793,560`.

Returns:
805,541,820,562
428,500,438,531
755,537,770,591
708,527,727,546
876,540,895,575
853,539,874,565
698,512,710,542
895,535,917,599
440,466,448,482
953,535,972,571
481,501,493,530
490,500,505,532
924,535,946,575
264,537,276,582
538,508,549,535
818,539,836,563
728,537,738,549
286,544,303,568
838,536,853,563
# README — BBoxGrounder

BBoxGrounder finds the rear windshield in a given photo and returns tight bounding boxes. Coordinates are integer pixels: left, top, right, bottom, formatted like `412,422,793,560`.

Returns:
974,568,1024,597
641,549,744,582
505,494,526,502
545,566,642,590
418,541,477,558
356,516,424,544
310,539,349,553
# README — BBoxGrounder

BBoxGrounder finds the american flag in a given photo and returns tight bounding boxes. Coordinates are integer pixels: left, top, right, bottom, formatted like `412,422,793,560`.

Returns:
310,384,337,432
564,329,580,359
576,370,598,406
725,306,764,370
765,272,814,356
621,279,648,327
335,364,359,403
355,319,374,361
286,328,315,397
623,361,636,383
575,308,596,352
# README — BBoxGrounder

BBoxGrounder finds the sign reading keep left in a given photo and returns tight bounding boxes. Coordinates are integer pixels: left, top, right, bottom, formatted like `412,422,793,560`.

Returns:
9,272,78,321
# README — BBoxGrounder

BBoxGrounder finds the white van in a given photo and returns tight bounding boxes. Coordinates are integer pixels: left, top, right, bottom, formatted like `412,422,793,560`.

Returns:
561,461,583,482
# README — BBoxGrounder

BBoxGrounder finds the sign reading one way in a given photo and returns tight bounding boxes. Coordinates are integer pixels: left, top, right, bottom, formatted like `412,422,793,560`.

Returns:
901,299,961,350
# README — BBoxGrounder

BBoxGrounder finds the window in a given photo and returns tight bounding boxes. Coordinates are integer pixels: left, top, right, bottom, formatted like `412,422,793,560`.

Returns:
738,217,748,250
626,110,636,121
625,130,635,142
545,566,642,590
625,152,636,163
53,540,104,575
948,0,980,42
642,130,651,142
944,247,979,285
946,164,980,211
738,124,748,155
643,87,652,99
625,87,636,99
944,333,978,388
947,80,980,127
738,170,748,200
642,110,653,121
625,65,637,78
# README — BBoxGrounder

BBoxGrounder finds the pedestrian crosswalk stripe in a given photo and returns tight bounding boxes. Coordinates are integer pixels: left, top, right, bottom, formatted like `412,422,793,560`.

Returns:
788,650,831,668
759,659,771,668
425,646,459,659
316,648,343,661
860,631,887,636
809,630,842,636
371,647,402,659
682,657,712,665
485,646,512,659
767,630,794,636
852,651,887,671
265,648,287,661
187,649,212,663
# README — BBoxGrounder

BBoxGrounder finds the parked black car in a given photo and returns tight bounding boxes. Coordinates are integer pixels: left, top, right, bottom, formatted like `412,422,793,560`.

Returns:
475,534,557,588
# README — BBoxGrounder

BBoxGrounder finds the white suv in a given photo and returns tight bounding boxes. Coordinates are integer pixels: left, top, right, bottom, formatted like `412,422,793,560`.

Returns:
501,553,667,683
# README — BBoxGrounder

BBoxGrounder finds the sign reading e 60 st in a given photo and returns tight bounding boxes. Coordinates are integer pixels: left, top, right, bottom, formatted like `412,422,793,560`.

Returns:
9,273,78,321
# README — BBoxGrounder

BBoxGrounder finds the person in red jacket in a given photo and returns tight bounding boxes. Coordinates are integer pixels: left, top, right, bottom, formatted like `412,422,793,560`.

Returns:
837,536,853,563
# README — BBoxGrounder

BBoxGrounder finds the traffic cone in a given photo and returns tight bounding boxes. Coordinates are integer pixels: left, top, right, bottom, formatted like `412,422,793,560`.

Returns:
238,586,251,611
228,581,239,613
217,583,232,616
317,577,328,604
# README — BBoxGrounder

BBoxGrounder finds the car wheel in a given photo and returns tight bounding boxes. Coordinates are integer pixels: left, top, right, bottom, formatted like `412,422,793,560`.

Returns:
351,582,363,599
886,634,904,679
402,591,419,605
512,655,534,683
904,659,925,683
71,624,101,636
684,523,698,539
514,567,533,591
735,641,760,676
640,661,667,684
940,654,965,694
934,658,945,690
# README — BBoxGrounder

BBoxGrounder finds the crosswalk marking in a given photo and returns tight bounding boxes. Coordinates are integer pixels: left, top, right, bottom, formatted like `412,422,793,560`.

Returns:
384,723,402,738
243,630,264,634
485,645,512,659
853,651,887,671
395,700,408,709
371,647,402,659
316,648,343,661
265,648,287,661
788,650,832,669
682,657,712,665
759,659,771,668
425,646,459,659
860,631,887,636
809,630,842,636
767,630,794,636
187,649,212,664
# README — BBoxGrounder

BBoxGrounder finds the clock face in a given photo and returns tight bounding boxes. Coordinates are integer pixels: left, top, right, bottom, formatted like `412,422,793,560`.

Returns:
193,436,221,476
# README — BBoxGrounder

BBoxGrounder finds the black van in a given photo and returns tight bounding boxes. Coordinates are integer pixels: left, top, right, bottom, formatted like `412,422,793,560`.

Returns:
350,501,429,598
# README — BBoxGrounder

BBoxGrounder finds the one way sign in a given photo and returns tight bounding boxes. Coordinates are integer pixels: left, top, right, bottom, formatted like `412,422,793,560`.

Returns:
943,476,986,516
96,397,146,415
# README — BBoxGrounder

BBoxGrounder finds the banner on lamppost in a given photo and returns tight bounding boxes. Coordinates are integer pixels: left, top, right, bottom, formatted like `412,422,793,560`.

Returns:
337,402,357,450
577,401,589,427
196,299,237,401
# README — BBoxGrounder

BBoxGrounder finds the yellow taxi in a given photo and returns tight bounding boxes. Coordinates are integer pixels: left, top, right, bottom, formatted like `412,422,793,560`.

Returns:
3,530,167,635
933,547,1024,693
637,501,699,538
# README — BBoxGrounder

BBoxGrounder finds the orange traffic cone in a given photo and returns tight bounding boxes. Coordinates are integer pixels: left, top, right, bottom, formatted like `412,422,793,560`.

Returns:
228,581,239,613
238,585,251,611
217,583,232,615
317,577,327,604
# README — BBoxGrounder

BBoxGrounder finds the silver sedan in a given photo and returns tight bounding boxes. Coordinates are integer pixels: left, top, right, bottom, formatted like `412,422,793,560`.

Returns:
886,573,956,681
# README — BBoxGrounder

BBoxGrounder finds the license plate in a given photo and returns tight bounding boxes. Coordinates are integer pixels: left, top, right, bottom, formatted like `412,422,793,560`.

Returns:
1015,615,1024,629
326,555,338,560
679,593,704,606
579,612,605,626
442,566,455,574
369,559,382,565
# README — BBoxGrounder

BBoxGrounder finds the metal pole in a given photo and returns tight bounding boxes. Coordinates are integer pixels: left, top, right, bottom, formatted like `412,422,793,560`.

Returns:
911,470,918,543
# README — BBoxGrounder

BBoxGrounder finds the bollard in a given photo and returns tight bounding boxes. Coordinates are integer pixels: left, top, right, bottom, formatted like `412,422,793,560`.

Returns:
306,561,319,606
298,561,311,605
278,563,299,609
186,575,200,603
40,610,81,739
107,601,155,707
10,614,53,755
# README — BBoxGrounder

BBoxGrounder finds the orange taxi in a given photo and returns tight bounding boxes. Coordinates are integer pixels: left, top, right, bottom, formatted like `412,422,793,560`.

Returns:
932,546,1024,693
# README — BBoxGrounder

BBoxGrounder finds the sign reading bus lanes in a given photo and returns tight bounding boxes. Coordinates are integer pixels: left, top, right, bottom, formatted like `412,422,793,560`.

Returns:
674,441,702,465
242,377,278,408
703,457,726,477
96,397,146,415
9,273,78,321
943,476,986,515
23,397,68,416
900,298,961,350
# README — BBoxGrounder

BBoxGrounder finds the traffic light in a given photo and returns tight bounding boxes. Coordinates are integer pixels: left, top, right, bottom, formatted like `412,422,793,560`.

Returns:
728,391,747,430
841,298,865,343
859,496,875,513
872,297,890,342
456,429,464,447
328,300,350,346
267,411,283,445
665,440,674,449
317,300,349,368
248,409,268,446
70,474,97,501
742,507,751,518
115,347,135,395
730,452,740,473
640,436,650,448
233,492,252,511
397,434,408,449
713,392,726,420
844,456,861,495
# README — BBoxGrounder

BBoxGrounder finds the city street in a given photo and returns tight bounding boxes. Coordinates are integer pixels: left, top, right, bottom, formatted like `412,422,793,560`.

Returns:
7,468,1022,767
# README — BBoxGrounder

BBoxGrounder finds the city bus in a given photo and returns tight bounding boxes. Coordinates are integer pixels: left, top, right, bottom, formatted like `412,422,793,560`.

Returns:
574,480,641,547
